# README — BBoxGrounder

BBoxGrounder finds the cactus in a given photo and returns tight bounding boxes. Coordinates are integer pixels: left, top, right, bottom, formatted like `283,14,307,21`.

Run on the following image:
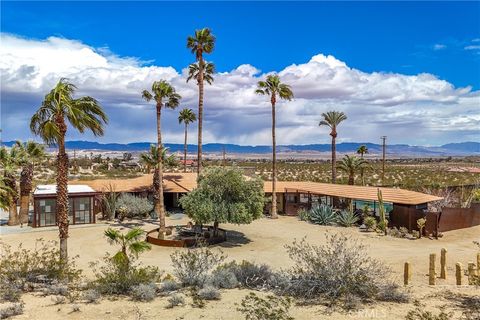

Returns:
309,204,336,225
417,218,426,238
377,189,387,235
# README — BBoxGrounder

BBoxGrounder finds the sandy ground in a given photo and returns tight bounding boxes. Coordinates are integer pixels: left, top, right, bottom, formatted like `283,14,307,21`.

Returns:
1,216,479,319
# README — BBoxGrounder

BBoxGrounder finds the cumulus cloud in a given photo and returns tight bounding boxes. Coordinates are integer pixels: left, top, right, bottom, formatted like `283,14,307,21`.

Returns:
1,33,478,146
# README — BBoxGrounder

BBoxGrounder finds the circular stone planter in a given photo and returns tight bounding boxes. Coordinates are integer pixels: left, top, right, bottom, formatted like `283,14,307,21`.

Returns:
146,225,227,247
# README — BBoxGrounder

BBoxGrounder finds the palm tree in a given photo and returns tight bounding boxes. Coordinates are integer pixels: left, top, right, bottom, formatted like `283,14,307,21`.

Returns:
187,27,216,174
30,78,108,260
319,111,347,184
104,227,151,267
337,155,368,185
142,81,181,239
0,147,21,225
0,176,13,211
356,145,369,185
255,74,293,219
178,108,197,172
186,61,215,85
140,145,178,176
14,141,46,224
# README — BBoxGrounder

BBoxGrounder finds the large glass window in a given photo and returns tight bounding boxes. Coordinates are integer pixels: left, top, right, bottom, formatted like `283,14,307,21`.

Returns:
74,197,91,224
38,199,56,227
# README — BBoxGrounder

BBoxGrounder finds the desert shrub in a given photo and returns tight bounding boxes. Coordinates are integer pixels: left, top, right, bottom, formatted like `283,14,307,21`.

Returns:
198,286,220,300
405,303,452,320
0,282,22,302
45,283,68,296
309,204,336,225
399,227,409,237
0,240,81,287
159,280,180,293
71,304,81,312
218,260,273,289
82,289,101,303
411,230,420,239
377,282,410,303
90,255,161,295
210,268,238,289
166,294,185,308
130,283,157,301
297,209,310,221
237,292,293,320
51,295,66,305
363,216,376,231
377,220,388,233
116,193,153,218
170,245,226,287
0,302,24,319
336,210,359,227
281,233,400,308
388,227,403,238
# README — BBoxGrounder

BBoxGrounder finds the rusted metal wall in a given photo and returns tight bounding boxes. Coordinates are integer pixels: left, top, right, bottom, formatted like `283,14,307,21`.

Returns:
390,204,425,231
438,202,480,232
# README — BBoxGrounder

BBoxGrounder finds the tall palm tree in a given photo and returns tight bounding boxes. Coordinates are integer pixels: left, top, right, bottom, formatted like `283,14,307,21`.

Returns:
186,61,215,85
140,145,178,175
0,147,21,225
141,81,181,239
30,78,108,260
356,145,369,185
319,111,347,184
104,227,151,267
187,27,216,174
337,155,368,185
14,141,46,224
255,74,293,219
178,108,197,172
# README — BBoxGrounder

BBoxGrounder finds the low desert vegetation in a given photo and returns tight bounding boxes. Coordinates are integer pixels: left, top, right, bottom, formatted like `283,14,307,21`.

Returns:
237,292,294,320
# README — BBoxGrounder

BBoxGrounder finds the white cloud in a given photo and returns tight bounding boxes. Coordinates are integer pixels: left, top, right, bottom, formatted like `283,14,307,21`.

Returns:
465,45,480,50
433,44,446,50
1,33,478,146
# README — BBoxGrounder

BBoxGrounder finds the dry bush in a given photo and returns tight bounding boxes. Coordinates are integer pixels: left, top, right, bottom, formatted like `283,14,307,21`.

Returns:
237,292,293,320
280,233,408,308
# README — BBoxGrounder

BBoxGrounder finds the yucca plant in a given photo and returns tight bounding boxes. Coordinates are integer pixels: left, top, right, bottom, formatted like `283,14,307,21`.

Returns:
337,209,359,227
309,204,336,225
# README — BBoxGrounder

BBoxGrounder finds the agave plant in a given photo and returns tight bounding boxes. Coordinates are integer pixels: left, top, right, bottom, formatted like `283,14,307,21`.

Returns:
309,204,336,225
336,209,359,227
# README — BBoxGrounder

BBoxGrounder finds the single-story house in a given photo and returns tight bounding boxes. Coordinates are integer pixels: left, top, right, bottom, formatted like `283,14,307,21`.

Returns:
32,185,101,228
68,173,442,231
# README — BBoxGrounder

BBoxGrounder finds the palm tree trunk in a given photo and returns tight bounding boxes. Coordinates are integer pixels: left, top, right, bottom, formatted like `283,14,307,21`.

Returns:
360,153,365,186
184,124,188,173
197,57,204,175
19,164,33,224
271,97,278,219
331,135,337,184
348,173,354,185
155,104,166,239
5,173,19,226
56,116,69,260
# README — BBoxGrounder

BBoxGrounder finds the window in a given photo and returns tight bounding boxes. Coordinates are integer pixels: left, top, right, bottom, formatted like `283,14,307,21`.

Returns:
74,197,91,224
38,199,56,227
299,194,309,204
286,194,297,203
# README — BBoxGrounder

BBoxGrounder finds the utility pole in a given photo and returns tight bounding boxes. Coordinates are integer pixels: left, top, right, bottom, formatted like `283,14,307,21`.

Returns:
381,136,387,185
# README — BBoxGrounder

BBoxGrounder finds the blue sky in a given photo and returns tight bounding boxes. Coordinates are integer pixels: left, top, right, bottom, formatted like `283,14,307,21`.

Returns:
1,1,479,145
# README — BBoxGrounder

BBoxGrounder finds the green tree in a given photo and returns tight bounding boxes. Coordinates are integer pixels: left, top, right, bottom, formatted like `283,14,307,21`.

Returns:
0,176,13,211
178,108,197,172
356,145,369,185
179,167,264,236
140,145,178,197
104,228,151,267
14,141,46,224
0,147,21,225
319,111,347,184
337,155,368,185
30,78,108,259
142,80,181,239
255,74,293,219
187,27,216,174
186,61,215,85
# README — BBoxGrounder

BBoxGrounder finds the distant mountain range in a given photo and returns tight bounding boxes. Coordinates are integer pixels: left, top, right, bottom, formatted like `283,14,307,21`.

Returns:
3,140,479,155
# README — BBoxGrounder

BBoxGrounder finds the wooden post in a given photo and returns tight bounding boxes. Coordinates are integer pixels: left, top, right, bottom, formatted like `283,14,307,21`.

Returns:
440,248,447,279
456,263,463,285
468,262,476,285
429,253,436,285
477,253,480,273
404,262,411,285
